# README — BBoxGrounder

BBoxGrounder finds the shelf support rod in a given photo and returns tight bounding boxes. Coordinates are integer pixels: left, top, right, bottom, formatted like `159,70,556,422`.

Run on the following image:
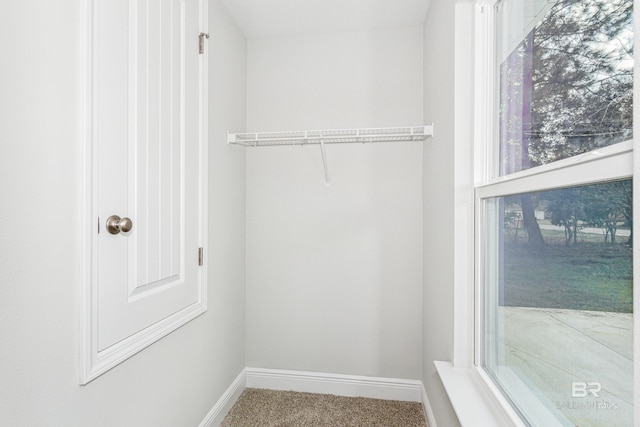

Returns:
320,139,330,188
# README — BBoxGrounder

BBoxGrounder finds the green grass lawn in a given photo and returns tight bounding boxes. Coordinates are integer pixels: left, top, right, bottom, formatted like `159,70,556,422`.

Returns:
502,228,633,313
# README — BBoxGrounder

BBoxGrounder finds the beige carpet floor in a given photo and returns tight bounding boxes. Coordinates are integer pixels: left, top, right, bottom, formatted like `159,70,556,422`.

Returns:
221,388,428,426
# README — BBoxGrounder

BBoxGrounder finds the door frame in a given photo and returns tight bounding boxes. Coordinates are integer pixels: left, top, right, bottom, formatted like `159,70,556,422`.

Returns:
79,0,209,385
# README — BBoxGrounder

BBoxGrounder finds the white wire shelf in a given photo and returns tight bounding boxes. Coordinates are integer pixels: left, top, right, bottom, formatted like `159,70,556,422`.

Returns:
227,125,433,147
227,124,434,188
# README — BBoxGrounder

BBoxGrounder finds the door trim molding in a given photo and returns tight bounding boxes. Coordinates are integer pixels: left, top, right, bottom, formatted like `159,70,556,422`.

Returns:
79,0,209,385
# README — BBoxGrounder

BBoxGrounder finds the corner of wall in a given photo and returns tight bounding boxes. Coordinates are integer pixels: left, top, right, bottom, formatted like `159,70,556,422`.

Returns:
421,0,462,425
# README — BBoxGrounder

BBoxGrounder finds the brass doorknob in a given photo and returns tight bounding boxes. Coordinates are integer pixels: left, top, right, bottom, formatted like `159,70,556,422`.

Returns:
106,215,133,235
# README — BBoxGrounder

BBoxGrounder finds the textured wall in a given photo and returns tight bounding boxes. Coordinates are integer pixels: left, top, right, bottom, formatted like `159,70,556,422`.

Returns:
0,1,247,425
245,27,425,380
422,0,463,425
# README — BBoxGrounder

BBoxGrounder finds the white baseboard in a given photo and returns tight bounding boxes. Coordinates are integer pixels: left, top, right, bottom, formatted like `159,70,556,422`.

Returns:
199,367,438,426
422,383,438,427
245,367,423,403
198,369,246,427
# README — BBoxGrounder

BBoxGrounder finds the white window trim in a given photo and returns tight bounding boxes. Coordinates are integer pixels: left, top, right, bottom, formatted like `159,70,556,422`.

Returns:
436,1,640,426
634,0,640,422
476,140,633,199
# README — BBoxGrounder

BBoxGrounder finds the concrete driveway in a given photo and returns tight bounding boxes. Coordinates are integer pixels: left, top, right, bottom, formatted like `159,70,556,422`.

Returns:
499,307,633,427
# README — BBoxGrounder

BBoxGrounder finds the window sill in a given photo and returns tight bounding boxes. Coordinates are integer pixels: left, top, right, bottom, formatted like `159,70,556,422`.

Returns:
434,361,525,427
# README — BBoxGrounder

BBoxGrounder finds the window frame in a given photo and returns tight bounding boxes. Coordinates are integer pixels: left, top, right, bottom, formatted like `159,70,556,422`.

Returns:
470,0,636,425
436,1,638,424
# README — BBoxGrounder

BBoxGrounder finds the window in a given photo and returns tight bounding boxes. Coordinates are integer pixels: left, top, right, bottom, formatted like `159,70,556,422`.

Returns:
477,0,634,425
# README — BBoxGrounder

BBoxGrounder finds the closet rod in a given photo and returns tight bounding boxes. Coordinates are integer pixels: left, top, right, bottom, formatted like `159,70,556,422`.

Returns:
227,124,434,147
226,124,434,188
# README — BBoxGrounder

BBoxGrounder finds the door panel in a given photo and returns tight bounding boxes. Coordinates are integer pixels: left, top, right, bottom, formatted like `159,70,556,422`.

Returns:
83,0,207,378
127,0,184,297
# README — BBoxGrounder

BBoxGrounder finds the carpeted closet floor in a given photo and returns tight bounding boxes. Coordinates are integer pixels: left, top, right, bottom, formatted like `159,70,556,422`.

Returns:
221,388,428,426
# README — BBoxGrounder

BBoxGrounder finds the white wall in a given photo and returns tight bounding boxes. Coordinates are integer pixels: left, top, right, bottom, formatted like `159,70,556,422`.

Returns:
0,1,246,425
245,27,424,379
422,0,463,425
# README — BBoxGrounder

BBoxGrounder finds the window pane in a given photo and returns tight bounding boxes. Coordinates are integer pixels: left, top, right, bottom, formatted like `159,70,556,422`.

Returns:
483,180,633,426
497,0,634,176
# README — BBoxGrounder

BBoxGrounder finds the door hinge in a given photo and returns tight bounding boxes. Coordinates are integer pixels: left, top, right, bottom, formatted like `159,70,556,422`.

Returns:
198,33,209,54
198,247,204,266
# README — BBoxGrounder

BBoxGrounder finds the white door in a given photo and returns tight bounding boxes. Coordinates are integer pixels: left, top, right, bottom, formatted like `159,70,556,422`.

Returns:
82,0,208,383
